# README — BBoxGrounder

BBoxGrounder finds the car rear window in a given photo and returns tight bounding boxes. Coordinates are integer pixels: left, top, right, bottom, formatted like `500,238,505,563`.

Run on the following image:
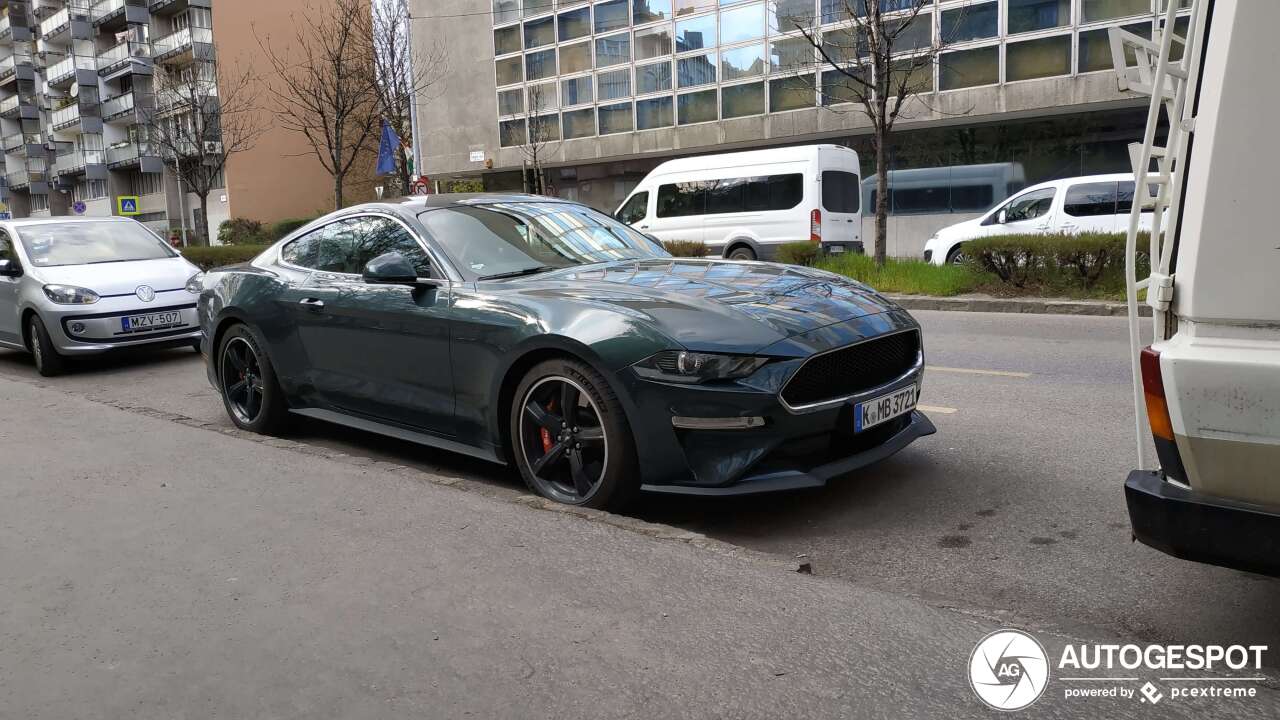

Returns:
822,171,860,214
1063,181,1119,217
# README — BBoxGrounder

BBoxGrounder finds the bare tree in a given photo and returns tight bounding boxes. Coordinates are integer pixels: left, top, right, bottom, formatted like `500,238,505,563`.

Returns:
143,55,265,245
520,83,559,195
779,0,950,265
370,0,446,196
257,0,380,210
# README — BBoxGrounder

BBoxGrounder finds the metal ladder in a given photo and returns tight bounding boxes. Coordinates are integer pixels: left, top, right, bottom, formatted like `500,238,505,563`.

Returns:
1108,0,1210,469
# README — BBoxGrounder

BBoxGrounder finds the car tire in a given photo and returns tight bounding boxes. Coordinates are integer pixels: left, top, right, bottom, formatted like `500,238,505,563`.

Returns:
27,314,67,377
510,358,639,510
217,324,289,435
946,244,967,265
726,245,757,261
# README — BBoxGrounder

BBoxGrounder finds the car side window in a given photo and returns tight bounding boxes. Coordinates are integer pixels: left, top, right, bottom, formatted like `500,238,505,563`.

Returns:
1003,187,1056,223
347,217,433,276
281,225,325,269
617,192,648,224
0,231,14,263
656,181,710,218
1063,182,1118,217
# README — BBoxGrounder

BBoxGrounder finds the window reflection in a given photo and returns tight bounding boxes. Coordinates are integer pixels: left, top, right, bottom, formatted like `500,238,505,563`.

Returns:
676,13,716,51
720,44,765,81
1007,0,1070,34
721,82,765,118
635,25,674,59
678,89,718,123
637,61,673,93
1006,34,1070,81
678,52,717,87
637,96,674,129
599,102,635,134
596,33,632,66
720,2,765,45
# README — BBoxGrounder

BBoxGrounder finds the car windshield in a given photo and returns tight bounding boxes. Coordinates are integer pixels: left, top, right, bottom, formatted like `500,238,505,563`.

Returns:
18,221,177,268
418,201,668,279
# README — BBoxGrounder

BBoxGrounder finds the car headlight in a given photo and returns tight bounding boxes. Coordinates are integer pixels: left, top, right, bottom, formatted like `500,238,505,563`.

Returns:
632,350,769,384
185,272,205,294
42,284,100,305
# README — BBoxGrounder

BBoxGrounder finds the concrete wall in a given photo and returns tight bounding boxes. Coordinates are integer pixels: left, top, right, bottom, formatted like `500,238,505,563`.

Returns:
212,0,350,225
865,212,983,259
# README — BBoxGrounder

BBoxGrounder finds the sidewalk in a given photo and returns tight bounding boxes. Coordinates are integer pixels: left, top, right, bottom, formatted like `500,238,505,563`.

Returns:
887,293,1153,317
0,376,1269,719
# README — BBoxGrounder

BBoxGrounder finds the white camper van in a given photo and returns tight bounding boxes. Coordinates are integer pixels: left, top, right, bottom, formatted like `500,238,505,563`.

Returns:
922,173,1155,265
613,145,861,261
1114,0,1280,576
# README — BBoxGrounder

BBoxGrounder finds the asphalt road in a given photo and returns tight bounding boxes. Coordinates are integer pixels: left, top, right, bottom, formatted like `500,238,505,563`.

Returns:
2,310,1278,661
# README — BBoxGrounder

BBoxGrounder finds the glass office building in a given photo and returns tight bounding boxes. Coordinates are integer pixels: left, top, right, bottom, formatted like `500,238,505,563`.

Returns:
418,1,1189,231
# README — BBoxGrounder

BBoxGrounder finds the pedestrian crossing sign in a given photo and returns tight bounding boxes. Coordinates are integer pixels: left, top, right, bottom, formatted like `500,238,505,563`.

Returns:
117,196,140,216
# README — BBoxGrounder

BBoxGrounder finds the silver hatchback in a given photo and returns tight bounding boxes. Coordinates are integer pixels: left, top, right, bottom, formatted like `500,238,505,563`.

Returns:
0,217,204,376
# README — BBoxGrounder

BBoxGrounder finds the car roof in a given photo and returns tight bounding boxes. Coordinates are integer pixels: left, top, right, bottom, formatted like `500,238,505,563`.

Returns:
352,193,569,214
1019,173,1136,194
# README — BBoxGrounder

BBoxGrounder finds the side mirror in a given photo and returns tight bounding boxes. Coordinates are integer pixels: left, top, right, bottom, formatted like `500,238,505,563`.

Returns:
362,252,429,286
997,209,1007,224
0,258,20,277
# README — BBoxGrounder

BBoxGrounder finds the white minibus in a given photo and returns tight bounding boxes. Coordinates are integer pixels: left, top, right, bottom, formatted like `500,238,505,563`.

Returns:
613,145,861,261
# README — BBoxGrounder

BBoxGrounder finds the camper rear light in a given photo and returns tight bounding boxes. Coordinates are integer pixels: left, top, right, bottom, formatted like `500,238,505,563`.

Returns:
1140,346,1189,483
810,209,821,243
1139,347,1173,442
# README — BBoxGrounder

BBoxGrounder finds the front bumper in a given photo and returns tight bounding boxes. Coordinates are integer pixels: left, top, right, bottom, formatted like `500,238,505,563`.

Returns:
642,410,934,496
44,295,200,354
1125,470,1280,577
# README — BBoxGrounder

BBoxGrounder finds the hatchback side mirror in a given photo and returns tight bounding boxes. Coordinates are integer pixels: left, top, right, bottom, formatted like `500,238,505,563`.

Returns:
997,209,1007,224
0,258,20,277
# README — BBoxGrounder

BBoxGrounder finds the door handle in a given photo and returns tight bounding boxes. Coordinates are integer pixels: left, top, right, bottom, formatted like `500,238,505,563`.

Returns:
639,224,651,229
299,297,325,310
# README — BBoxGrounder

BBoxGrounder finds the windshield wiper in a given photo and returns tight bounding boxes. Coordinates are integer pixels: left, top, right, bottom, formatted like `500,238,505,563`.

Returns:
479,265,559,280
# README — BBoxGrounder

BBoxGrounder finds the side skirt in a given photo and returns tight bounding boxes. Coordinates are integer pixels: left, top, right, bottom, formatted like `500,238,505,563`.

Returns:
289,408,507,465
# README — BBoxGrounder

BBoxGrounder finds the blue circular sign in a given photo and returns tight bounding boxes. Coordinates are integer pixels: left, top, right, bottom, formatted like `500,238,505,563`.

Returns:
72,200,87,215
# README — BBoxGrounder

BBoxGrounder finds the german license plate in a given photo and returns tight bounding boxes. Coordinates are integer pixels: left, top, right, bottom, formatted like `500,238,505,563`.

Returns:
855,385,917,433
121,311,183,332
829,245,846,253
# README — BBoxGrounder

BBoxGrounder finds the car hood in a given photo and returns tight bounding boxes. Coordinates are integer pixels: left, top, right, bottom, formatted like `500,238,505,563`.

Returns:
935,215,985,240
513,259,898,354
32,256,199,296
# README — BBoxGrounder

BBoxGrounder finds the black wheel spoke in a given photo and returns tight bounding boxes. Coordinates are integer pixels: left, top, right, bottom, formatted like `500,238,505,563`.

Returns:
576,426,604,443
530,440,566,476
524,401,562,431
569,452,593,497
244,387,261,419
560,383,579,426
226,346,246,372
227,379,247,398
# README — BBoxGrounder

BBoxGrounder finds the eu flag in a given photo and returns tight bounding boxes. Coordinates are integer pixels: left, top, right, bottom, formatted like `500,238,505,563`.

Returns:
376,119,401,176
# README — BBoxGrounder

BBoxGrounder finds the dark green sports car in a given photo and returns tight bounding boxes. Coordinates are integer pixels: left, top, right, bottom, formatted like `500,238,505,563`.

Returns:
197,194,933,509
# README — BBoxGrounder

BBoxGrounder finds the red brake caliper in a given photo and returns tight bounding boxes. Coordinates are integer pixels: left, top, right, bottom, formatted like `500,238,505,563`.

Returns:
540,398,557,453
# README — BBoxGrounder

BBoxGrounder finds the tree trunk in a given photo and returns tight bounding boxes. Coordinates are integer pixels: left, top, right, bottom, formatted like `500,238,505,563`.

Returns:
334,174,345,210
874,135,889,266
194,191,211,246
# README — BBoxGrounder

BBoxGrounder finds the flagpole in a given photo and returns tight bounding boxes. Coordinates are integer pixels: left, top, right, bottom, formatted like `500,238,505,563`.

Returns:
404,0,423,186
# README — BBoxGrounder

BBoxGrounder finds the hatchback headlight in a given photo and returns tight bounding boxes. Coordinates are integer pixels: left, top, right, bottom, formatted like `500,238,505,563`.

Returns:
42,284,100,305
185,272,205,294
633,350,768,384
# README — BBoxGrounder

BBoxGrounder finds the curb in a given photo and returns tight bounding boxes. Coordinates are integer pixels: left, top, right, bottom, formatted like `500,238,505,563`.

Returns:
886,294,1152,317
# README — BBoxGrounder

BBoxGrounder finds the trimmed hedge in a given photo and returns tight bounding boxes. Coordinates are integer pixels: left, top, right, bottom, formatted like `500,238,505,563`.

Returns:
269,217,317,240
217,218,269,246
776,241,820,267
181,245,270,271
966,232,1149,292
662,239,708,257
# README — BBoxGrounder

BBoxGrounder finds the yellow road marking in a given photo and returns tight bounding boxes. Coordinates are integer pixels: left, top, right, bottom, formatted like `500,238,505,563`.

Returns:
917,404,958,415
929,366,1031,379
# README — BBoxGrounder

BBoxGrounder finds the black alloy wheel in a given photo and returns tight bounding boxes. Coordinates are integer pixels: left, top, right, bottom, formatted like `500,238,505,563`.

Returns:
512,359,638,509
217,325,287,434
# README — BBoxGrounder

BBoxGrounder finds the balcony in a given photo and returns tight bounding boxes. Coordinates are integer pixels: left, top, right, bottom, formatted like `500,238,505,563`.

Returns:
2,133,21,152
150,0,212,15
91,0,148,29
0,95,20,118
51,103,81,130
8,168,28,188
0,15,10,39
106,139,161,170
46,54,95,87
55,148,105,177
98,39,151,75
152,26,213,64
102,90,151,120
39,8,70,39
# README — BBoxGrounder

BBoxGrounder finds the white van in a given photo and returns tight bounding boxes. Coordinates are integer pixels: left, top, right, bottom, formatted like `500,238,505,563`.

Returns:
921,173,1154,265
613,145,861,261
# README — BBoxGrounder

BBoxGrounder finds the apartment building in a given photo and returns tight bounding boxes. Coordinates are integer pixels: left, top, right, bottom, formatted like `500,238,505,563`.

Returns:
414,0,1191,256
0,0,333,241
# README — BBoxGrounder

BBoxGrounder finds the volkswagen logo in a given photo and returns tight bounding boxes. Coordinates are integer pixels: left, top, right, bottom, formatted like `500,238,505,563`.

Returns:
135,285,156,302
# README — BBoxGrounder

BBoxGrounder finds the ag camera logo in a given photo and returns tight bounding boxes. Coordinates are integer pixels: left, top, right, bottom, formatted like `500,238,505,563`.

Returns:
969,629,1050,711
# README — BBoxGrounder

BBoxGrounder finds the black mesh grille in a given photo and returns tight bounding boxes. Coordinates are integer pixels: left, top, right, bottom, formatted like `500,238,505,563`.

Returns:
781,330,920,407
